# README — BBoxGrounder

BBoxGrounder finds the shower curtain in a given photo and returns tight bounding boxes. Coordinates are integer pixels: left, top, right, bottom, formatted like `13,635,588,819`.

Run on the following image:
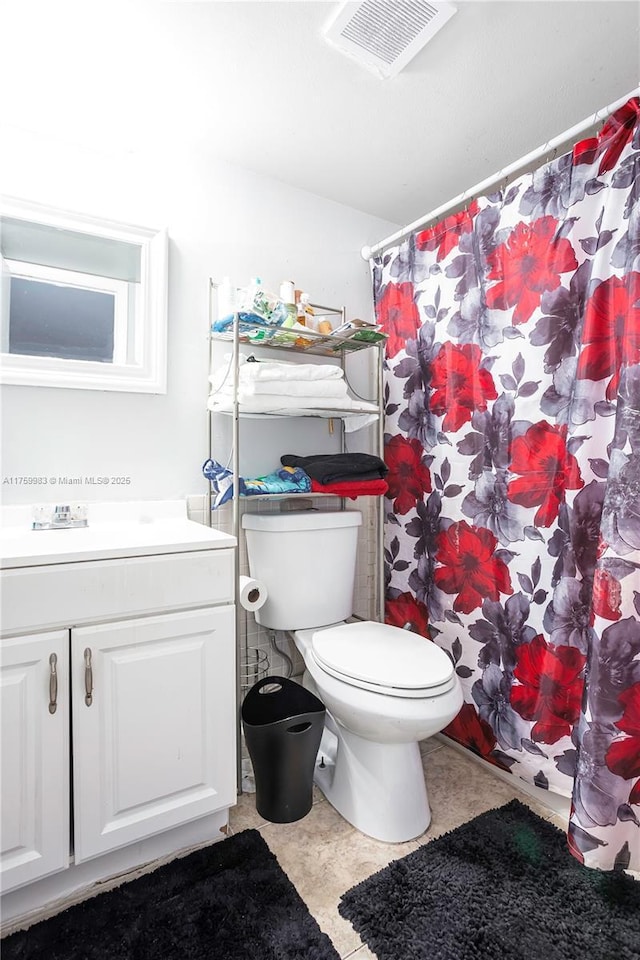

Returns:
375,97,640,871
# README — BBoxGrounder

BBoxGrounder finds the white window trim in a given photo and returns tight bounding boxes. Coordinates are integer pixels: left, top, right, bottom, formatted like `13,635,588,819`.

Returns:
0,196,168,393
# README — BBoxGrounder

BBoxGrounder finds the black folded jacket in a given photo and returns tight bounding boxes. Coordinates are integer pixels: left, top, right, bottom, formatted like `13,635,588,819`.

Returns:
280,453,388,485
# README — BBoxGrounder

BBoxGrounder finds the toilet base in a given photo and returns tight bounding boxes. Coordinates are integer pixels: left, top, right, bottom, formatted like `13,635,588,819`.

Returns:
314,720,431,843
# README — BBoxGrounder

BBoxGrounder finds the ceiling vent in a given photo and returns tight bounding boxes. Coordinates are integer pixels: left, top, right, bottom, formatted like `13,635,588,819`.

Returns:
324,0,457,79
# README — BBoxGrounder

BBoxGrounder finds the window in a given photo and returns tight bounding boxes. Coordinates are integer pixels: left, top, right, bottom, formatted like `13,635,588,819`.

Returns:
0,198,168,392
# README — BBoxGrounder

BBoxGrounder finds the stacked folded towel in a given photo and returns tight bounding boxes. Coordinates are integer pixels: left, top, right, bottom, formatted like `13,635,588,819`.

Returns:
280,453,389,499
208,355,378,432
209,354,345,394
224,379,348,398
308,478,388,498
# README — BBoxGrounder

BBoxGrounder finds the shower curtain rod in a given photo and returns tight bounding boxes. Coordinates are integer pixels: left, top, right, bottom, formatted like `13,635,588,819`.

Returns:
361,86,640,261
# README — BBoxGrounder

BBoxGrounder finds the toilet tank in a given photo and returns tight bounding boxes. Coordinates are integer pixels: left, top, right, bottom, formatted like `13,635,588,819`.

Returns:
241,510,362,630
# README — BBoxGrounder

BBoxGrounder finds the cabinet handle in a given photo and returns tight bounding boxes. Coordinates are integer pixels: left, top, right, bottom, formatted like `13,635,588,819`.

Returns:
84,647,93,706
48,653,58,715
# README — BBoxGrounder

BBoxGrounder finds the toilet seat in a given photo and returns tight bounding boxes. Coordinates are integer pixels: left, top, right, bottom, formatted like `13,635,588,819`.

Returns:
309,621,456,699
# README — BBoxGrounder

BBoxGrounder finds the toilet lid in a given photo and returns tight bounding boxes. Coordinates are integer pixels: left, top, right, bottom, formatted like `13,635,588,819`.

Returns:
311,621,454,693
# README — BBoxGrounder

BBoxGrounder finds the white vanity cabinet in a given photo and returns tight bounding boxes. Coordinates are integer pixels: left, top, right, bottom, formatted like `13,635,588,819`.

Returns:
1,630,70,890
71,605,234,863
0,502,237,905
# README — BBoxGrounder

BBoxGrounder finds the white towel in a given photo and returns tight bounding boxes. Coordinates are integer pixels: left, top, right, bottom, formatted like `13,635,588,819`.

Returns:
208,394,376,413
214,380,349,399
240,359,344,382
209,355,344,390
207,394,378,433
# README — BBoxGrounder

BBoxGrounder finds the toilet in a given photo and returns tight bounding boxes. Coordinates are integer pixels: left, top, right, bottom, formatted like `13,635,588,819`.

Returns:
241,509,463,843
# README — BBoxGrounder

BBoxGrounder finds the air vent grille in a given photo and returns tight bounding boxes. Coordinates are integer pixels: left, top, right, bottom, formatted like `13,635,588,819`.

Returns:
341,1,438,65
324,0,456,79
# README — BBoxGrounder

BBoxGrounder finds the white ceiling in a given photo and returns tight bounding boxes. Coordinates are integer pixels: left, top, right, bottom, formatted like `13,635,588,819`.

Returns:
2,1,639,225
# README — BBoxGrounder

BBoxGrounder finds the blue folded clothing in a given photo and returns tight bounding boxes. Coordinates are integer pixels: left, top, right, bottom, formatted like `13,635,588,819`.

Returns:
211,312,279,334
203,459,311,508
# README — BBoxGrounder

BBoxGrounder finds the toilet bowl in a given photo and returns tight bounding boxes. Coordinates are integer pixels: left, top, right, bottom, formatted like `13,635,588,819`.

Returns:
293,620,462,842
241,509,463,843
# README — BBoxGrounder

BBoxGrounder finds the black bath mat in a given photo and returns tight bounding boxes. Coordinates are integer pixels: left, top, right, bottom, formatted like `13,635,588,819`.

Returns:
3,829,339,960
339,799,640,960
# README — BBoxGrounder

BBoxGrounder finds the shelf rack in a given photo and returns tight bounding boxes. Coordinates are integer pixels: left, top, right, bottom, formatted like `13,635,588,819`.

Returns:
210,312,386,357
206,278,386,790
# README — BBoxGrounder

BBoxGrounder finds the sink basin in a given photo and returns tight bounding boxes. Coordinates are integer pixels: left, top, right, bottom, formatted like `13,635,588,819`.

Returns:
0,501,235,568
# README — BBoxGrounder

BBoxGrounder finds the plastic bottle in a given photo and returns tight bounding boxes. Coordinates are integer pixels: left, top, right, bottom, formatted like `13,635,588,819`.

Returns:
280,279,295,303
246,276,261,311
297,292,315,329
218,276,235,320
279,280,297,328
245,277,271,319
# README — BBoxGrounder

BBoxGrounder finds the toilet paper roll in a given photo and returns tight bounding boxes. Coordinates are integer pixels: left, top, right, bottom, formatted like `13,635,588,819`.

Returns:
238,575,268,612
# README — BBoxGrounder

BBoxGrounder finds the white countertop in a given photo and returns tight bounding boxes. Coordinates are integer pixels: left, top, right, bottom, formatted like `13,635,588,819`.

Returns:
0,500,235,569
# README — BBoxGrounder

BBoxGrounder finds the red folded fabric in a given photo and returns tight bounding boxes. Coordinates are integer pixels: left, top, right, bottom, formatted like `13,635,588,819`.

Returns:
310,479,388,499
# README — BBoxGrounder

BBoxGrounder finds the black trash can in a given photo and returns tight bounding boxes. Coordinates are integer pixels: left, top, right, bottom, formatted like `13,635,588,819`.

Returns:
241,676,325,824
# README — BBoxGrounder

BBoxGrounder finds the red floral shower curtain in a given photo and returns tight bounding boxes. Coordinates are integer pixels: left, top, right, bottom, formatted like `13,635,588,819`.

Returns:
375,97,640,871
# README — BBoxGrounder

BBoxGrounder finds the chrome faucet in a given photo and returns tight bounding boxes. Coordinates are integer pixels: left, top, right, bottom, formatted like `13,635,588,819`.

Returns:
32,504,88,530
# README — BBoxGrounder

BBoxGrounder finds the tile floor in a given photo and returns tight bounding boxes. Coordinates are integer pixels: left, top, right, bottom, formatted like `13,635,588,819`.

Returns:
229,737,571,960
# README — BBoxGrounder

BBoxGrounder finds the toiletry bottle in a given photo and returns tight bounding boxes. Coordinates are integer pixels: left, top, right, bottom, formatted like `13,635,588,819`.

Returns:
246,276,260,303
218,276,234,321
298,292,315,330
279,280,297,328
247,277,270,319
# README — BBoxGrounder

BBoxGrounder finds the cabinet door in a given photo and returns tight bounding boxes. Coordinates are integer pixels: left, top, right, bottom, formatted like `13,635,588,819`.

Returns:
72,606,236,863
1,631,69,892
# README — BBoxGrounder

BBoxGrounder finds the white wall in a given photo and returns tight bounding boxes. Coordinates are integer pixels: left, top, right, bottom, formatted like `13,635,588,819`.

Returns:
1,129,398,504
